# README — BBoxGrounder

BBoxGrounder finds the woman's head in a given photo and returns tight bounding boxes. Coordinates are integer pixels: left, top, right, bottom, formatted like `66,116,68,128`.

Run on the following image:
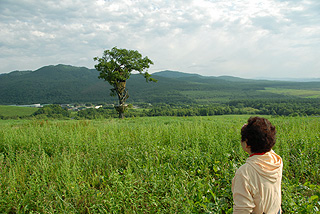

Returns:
241,117,276,153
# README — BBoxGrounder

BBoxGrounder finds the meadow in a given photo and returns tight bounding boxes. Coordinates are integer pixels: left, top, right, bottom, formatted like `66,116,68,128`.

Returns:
261,87,320,98
0,105,38,118
0,115,319,213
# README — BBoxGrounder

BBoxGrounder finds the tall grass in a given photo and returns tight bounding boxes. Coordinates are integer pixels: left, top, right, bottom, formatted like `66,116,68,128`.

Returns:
0,116,319,213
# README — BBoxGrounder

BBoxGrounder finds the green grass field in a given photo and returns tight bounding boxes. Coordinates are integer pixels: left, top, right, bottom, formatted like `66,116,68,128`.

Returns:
261,87,320,98
0,116,319,213
0,105,38,117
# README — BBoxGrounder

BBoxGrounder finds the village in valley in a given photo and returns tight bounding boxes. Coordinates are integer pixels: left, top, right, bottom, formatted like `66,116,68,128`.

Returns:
12,103,139,111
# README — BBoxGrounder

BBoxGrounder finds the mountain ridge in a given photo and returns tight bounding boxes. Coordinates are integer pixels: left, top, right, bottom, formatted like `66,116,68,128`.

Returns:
1,64,320,105
2,65,320,82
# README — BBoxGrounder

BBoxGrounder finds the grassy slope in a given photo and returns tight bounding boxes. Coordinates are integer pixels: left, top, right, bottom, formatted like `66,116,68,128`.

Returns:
0,105,38,117
0,116,319,213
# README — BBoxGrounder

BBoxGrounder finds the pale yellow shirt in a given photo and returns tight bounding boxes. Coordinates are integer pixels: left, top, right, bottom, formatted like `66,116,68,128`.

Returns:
232,150,283,214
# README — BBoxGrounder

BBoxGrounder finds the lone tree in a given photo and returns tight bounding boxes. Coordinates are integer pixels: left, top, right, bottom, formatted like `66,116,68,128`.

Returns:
94,47,156,118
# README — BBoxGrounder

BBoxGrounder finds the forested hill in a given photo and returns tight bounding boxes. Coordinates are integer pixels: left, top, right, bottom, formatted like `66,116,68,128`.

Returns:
0,64,320,105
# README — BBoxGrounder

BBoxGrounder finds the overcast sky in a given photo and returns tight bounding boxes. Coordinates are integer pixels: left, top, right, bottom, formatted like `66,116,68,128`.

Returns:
1,0,319,78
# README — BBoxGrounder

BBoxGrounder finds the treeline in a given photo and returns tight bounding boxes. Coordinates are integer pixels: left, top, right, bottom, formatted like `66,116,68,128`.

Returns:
1,99,319,120
32,104,71,119
74,99,320,119
229,99,320,116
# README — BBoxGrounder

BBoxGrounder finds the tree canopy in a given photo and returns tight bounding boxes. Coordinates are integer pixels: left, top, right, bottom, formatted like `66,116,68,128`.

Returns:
94,47,156,118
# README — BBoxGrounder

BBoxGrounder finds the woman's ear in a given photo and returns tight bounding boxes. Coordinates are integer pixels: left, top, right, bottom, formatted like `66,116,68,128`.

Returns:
241,140,252,154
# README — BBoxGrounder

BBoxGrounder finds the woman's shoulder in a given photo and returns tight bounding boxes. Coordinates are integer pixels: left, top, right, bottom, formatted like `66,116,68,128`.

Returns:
235,163,252,177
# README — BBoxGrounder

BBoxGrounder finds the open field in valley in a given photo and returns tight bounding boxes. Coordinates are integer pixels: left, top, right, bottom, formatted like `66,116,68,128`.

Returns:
261,87,320,98
0,116,319,213
0,105,38,117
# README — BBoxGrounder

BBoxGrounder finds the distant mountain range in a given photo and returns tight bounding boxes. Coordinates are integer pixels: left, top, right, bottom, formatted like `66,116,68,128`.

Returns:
0,64,319,105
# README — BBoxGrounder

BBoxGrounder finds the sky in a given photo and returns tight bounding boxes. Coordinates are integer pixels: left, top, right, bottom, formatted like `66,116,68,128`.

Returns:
0,0,320,79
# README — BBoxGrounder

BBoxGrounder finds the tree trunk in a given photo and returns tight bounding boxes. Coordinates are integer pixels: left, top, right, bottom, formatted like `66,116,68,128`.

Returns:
116,81,126,97
119,110,124,119
115,104,127,119
114,81,129,119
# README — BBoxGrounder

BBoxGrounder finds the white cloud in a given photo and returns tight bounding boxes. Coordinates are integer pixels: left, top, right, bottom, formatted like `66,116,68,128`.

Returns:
0,0,319,78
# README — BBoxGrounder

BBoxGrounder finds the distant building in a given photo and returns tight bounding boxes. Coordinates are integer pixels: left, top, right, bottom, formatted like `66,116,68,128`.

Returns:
15,104,42,108
60,104,70,108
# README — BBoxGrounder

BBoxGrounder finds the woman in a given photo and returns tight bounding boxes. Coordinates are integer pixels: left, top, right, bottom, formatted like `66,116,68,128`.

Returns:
232,117,283,214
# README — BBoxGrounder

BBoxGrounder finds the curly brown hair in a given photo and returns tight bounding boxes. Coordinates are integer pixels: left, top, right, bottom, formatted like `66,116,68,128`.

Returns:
241,117,276,153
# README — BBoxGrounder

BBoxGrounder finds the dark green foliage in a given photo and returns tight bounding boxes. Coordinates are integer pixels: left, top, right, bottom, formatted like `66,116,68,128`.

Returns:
1,65,320,110
229,99,320,116
0,64,113,105
74,99,320,119
94,47,156,118
32,104,70,118
77,107,117,119
1,99,320,121
94,47,156,84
